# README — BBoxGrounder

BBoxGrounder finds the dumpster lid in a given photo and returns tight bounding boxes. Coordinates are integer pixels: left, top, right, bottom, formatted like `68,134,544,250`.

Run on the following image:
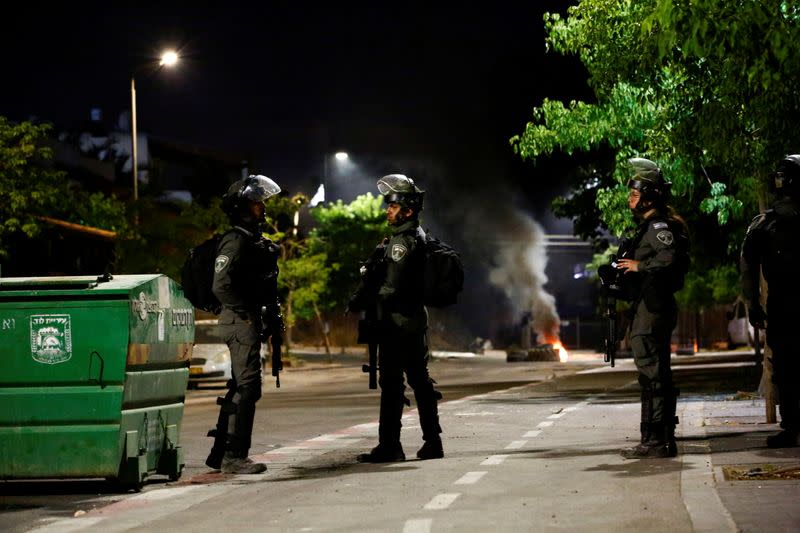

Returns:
0,274,165,297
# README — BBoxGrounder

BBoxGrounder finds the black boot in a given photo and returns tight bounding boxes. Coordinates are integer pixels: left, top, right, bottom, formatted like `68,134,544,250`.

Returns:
766,429,799,448
358,443,406,463
621,424,675,459
416,438,444,460
206,386,236,470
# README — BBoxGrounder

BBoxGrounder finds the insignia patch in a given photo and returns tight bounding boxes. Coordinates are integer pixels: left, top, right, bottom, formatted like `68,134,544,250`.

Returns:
30,314,73,364
656,230,674,245
214,255,230,273
391,243,408,262
652,222,668,229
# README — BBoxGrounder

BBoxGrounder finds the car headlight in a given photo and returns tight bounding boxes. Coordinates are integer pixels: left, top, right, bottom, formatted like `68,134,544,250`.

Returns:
208,349,230,365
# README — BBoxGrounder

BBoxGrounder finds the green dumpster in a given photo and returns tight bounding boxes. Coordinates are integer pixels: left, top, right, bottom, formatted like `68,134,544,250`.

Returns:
0,274,194,489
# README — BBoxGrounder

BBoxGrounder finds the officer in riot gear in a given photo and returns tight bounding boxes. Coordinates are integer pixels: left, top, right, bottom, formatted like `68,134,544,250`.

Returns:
741,154,800,448
615,158,690,459
206,175,284,474
350,174,444,462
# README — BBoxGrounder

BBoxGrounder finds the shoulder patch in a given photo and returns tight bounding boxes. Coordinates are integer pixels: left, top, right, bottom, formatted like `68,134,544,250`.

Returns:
214,255,230,273
390,243,408,262
656,230,674,245
652,221,668,229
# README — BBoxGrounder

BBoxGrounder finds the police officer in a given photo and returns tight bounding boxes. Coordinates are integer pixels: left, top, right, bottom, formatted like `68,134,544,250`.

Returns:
741,155,800,448
353,174,444,462
615,158,690,459
206,174,284,474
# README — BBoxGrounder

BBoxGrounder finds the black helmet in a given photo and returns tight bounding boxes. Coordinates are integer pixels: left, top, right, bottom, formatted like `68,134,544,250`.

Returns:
222,174,281,216
773,154,800,195
626,157,671,202
377,174,424,212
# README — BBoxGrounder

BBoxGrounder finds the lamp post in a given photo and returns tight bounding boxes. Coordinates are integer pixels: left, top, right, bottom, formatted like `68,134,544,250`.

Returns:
131,50,179,202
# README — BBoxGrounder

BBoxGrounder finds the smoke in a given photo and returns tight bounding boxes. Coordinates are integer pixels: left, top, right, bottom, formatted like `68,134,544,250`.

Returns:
453,183,561,342
485,210,560,340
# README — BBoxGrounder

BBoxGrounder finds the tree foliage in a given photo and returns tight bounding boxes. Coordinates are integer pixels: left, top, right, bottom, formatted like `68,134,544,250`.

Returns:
307,194,387,312
0,116,130,258
511,0,800,307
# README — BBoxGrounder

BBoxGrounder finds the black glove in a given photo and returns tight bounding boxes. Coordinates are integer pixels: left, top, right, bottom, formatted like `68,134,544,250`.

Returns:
748,306,767,329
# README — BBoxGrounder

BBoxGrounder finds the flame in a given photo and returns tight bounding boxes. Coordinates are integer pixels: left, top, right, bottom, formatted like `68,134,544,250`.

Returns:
553,341,569,363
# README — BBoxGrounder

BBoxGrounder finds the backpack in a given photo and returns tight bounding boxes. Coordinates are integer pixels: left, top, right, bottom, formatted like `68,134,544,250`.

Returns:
181,234,223,314
417,228,464,308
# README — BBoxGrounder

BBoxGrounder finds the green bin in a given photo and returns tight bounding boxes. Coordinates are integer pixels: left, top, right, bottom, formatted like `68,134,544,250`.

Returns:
0,274,194,489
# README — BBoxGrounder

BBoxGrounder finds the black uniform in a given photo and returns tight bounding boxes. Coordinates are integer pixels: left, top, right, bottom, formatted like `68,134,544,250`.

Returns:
210,224,281,461
623,211,689,455
741,197,800,439
353,219,442,460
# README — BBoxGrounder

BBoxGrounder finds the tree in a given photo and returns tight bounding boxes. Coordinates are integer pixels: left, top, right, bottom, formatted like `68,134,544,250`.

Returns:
0,116,130,260
511,0,800,309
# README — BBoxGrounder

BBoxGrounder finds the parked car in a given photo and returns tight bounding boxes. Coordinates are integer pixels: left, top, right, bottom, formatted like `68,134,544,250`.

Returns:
188,320,266,388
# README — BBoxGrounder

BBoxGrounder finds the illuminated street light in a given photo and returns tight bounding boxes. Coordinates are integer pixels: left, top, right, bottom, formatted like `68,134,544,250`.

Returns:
131,50,180,203
335,151,349,162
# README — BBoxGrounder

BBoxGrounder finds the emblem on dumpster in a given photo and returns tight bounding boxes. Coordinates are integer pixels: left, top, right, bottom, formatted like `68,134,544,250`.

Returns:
30,314,73,364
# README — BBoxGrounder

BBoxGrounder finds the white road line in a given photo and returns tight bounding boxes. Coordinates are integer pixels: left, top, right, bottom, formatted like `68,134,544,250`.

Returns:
547,412,565,419
481,454,509,466
537,420,554,428
523,430,541,438
505,440,527,450
454,471,487,485
403,518,433,533
424,493,460,510
563,406,578,412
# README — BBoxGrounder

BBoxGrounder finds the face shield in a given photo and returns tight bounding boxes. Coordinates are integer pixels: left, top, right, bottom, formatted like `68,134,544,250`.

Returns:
377,174,420,196
241,175,281,203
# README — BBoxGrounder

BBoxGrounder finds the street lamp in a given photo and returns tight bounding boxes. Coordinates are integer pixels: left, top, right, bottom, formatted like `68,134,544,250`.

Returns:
311,151,349,207
131,49,179,202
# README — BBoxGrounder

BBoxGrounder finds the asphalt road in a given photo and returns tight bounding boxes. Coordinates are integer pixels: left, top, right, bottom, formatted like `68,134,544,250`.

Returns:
0,349,767,533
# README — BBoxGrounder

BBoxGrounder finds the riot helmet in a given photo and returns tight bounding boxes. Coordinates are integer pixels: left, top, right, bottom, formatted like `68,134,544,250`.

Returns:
377,174,424,213
773,154,800,196
626,158,671,212
222,174,281,222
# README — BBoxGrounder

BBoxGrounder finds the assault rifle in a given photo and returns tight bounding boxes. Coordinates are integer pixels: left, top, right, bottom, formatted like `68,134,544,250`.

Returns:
349,239,388,390
271,334,283,388
598,260,619,368
261,306,284,388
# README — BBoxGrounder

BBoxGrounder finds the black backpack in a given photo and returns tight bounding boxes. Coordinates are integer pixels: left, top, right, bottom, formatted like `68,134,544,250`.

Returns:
181,234,223,314
418,228,464,308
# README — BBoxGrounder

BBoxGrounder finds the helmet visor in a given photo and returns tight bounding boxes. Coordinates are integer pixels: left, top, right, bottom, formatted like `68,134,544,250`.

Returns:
377,174,416,195
242,175,281,202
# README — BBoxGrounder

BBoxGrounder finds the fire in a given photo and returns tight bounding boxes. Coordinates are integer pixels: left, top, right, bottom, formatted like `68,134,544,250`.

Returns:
541,332,569,363
553,341,569,363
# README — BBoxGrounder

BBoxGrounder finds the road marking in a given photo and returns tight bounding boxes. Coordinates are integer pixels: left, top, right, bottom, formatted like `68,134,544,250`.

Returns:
505,440,527,450
547,412,565,419
403,518,433,533
454,471,487,485
424,493,460,510
563,406,578,412
523,430,541,438
537,420,554,428
352,422,380,430
481,454,509,465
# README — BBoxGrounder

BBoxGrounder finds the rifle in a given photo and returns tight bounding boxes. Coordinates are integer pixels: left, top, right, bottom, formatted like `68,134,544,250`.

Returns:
350,239,388,390
271,333,283,388
359,314,378,389
598,257,622,368
261,305,284,388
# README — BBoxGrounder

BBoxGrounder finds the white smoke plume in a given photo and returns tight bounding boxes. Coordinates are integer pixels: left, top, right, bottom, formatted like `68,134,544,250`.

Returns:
485,209,560,341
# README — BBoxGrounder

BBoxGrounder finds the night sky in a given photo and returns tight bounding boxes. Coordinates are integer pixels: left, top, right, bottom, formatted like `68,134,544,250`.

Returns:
2,4,597,339
2,3,588,214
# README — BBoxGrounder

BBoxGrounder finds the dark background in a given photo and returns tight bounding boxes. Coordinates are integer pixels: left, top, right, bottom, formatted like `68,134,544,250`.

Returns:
2,3,602,345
